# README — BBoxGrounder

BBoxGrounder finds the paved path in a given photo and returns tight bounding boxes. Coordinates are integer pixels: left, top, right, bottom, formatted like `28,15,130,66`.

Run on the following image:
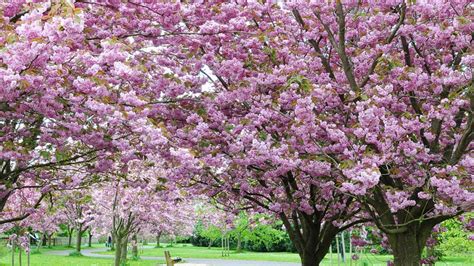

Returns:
46,247,300,266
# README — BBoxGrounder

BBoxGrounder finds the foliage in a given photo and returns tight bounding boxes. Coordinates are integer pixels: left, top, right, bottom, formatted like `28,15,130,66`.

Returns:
438,216,474,255
192,218,296,252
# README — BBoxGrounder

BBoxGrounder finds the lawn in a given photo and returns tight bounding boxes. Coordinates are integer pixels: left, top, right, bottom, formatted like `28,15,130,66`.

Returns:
0,245,163,266
95,243,474,265
0,254,161,266
0,243,472,266
97,243,301,262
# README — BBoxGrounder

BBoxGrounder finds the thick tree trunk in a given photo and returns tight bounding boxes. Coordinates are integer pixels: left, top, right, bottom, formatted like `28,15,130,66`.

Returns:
114,237,123,266
76,225,82,253
48,234,52,248
131,234,138,258
208,240,212,249
369,170,455,266
279,212,338,266
300,250,320,266
155,232,161,247
386,220,438,266
388,231,422,266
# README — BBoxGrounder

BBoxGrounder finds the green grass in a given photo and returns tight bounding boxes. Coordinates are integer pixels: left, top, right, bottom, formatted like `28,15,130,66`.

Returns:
143,244,300,262
95,243,474,266
354,253,474,266
0,245,163,266
0,243,472,265
97,243,300,262
0,254,161,266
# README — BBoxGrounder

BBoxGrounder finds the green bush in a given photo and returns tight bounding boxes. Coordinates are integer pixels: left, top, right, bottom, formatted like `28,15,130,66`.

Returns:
439,237,474,255
191,218,296,252
438,216,474,255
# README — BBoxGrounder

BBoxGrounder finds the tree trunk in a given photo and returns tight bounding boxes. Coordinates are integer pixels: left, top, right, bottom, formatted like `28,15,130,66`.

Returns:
88,232,92,247
0,190,11,215
155,232,161,247
131,234,138,258
111,232,115,251
299,246,323,266
279,212,339,266
114,237,123,266
42,234,47,246
120,237,127,263
36,233,42,251
384,219,438,266
236,232,242,252
47,234,52,248
75,225,82,253
208,239,212,249
388,231,422,266
67,227,73,247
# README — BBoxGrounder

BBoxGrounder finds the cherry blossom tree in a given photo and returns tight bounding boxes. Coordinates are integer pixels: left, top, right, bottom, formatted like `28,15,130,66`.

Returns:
158,1,472,265
141,195,196,248
93,181,144,266
55,189,94,253
0,0,171,223
194,203,233,249
2,2,472,266
0,185,44,231
21,203,61,249
92,158,186,266
286,2,472,265
0,1,109,218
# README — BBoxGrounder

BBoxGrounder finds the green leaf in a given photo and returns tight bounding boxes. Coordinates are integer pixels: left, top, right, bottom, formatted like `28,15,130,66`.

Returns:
225,124,235,133
196,107,207,117
263,46,277,63
287,75,312,93
40,150,51,160
198,140,211,148
55,150,69,162
339,160,355,169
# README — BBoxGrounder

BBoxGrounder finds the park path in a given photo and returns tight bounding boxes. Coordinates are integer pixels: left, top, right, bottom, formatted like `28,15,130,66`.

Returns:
46,247,300,266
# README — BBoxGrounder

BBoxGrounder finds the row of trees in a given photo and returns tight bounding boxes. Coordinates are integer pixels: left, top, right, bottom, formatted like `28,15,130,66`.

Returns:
4,159,200,266
192,213,473,261
193,212,297,253
0,1,472,266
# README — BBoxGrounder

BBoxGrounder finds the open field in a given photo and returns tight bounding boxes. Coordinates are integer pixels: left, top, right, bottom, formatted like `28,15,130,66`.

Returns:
0,243,472,266
0,244,161,266
96,243,474,266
